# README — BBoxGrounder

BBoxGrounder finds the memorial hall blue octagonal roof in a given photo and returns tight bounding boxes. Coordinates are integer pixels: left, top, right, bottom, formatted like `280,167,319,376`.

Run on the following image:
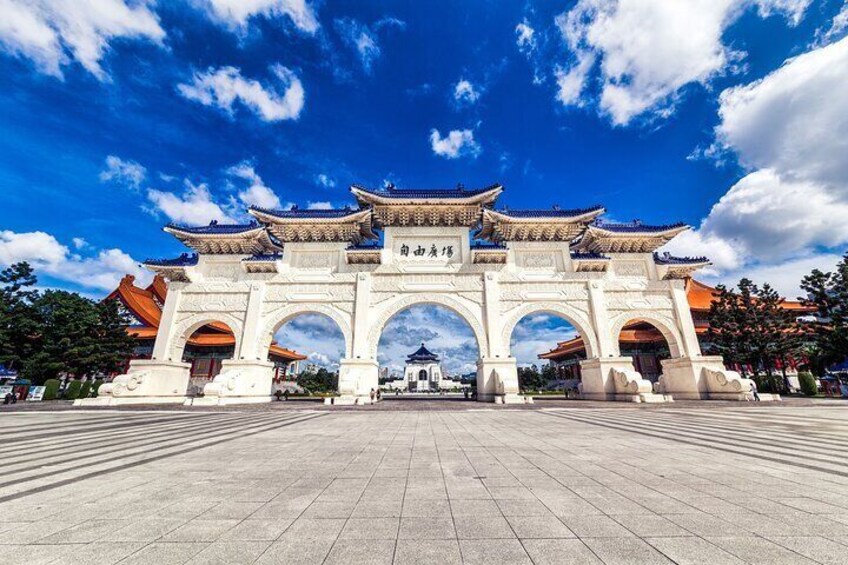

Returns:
406,343,440,363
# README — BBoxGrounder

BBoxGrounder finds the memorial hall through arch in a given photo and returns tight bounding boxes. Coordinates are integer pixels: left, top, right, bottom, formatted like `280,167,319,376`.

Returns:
88,183,756,406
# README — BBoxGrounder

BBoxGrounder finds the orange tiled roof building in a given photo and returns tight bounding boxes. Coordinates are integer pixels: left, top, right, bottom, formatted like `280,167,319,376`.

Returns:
107,275,306,390
539,279,809,381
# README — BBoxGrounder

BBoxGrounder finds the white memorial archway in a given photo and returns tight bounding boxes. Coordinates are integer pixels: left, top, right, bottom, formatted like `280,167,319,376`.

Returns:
88,183,754,406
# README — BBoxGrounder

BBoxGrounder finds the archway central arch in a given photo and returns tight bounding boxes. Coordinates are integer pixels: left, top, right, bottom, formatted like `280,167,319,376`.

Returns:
366,294,488,359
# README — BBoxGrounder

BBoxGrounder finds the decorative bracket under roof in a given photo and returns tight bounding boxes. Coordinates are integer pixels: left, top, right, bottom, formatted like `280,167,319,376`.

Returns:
142,253,199,282
164,222,280,254
470,241,508,264
477,206,605,243
350,183,502,228
570,251,610,272
572,221,690,253
249,206,376,244
345,242,382,265
241,253,282,274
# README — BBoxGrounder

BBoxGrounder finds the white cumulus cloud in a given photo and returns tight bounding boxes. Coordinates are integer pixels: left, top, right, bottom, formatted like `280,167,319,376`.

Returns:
0,0,165,80
515,19,537,55
178,64,304,122
334,17,405,74
147,181,235,225
0,230,149,292
453,79,480,105
194,0,319,34
226,161,281,209
554,0,811,125
429,128,481,160
315,174,335,188
99,155,146,189
665,35,848,296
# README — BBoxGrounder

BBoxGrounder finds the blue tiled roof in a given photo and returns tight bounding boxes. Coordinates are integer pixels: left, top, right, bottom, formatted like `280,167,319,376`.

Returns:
143,253,198,267
406,343,440,362
471,241,506,250
346,242,384,250
244,253,282,262
570,251,609,260
166,221,260,234
653,252,709,265
591,220,688,233
250,205,361,218
353,183,501,199
491,205,604,218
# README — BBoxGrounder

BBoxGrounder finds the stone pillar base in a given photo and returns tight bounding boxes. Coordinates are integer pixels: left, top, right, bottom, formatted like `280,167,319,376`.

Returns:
494,394,534,405
325,395,379,406
659,356,759,401
579,357,633,400
579,357,672,403
336,358,379,404
476,357,530,404
75,360,190,407
193,360,274,406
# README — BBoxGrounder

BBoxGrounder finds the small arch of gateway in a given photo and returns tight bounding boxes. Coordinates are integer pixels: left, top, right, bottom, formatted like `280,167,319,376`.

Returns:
82,183,766,406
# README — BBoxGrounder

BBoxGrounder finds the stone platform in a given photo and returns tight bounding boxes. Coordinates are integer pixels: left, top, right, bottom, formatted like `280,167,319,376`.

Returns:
1,402,846,564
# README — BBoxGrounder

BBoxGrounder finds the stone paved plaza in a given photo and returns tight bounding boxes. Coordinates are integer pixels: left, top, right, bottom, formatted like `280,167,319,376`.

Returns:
2,403,848,564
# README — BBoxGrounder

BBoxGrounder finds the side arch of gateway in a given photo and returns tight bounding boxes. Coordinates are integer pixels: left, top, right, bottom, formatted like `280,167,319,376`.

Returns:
83,183,759,406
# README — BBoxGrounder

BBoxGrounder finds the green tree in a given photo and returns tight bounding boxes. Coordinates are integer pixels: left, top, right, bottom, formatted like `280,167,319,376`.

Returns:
297,367,338,393
518,364,546,392
0,262,40,372
94,298,136,375
708,278,802,392
800,252,848,372
23,290,134,383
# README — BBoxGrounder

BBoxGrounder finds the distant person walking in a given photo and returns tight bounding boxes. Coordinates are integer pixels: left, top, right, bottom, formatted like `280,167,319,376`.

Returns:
751,380,760,401
370,388,376,403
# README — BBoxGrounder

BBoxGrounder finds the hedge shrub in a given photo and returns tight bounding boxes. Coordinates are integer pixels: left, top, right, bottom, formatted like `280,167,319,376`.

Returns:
78,381,92,399
43,379,61,400
64,379,82,400
91,380,103,398
798,372,818,396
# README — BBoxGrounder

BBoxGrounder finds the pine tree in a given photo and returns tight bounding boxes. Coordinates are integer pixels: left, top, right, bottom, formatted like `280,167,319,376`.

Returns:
801,252,848,372
93,299,136,376
708,278,803,391
0,262,40,373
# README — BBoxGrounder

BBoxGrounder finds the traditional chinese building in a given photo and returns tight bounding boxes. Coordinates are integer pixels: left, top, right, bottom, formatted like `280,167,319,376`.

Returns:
84,182,765,406
399,343,464,392
539,277,810,382
106,274,305,393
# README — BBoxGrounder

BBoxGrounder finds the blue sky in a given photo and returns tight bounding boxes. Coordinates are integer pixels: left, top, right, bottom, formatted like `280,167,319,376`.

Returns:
1,0,847,368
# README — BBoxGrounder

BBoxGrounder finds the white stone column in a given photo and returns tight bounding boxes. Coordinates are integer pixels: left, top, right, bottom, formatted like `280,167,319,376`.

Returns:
196,282,274,406
351,273,372,359
476,272,528,403
587,280,615,358
151,281,185,362
237,282,266,361
579,280,637,400
337,272,379,404
669,279,702,358
481,272,501,357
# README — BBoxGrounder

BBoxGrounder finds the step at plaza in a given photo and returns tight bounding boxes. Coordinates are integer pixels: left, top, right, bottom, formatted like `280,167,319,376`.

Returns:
80,183,758,407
